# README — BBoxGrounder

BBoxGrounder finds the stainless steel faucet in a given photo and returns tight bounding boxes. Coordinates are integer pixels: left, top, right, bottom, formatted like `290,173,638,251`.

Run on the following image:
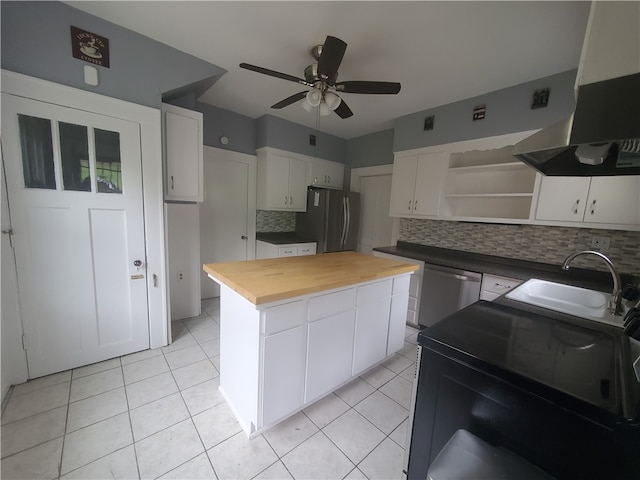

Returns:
562,250,623,316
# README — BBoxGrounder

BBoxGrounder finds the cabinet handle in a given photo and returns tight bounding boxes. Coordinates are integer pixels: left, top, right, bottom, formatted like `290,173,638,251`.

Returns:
284,195,288,206
590,199,596,215
494,283,513,290
572,199,580,214
328,175,331,183
289,196,293,206
414,200,418,211
408,200,412,211
171,175,174,190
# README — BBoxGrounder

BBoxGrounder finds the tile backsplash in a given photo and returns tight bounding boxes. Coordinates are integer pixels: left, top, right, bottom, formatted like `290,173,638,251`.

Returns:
256,210,296,232
400,219,640,275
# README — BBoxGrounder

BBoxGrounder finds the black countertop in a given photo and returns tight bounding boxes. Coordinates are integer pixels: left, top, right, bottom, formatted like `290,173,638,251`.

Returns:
418,299,640,424
256,232,316,245
373,241,638,293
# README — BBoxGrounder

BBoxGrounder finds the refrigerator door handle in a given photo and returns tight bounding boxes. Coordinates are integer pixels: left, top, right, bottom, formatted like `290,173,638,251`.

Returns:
341,197,348,249
345,197,351,249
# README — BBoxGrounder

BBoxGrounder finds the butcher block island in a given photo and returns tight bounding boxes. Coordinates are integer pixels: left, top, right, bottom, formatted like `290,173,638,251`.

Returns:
203,252,418,436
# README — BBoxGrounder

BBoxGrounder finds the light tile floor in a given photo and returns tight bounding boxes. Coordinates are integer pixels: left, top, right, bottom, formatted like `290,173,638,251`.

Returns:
1,298,420,480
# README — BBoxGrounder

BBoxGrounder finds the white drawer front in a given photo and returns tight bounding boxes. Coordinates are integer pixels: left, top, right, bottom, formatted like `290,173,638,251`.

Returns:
278,246,298,257
264,300,306,335
409,274,420,296
309,288,356,322
357,279,392,305
297,243,316,256
481,274,522,297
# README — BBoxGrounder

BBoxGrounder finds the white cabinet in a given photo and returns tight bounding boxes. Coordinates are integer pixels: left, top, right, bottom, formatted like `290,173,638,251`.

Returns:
536,176,640,226
373,251,423,326
387,276,411,354
256,240,317,259
480,274,522,302
257,147,310,211
390,152,448,217
353,279,392,375
162,103,203,202
306,309,355,402
262,326,306,426
310,158,344,189
576,1,640,87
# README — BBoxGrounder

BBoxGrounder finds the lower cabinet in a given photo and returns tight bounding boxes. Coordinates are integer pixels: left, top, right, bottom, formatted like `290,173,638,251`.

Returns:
353,280,393,375
306,309,356,402
262,325,306,426
256,240,317,259
219,273,412,436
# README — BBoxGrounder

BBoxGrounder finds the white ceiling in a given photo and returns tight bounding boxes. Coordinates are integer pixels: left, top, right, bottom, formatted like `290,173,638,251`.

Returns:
67,1,591,139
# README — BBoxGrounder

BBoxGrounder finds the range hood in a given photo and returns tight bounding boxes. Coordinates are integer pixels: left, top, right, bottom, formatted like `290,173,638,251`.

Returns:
513,72,640,176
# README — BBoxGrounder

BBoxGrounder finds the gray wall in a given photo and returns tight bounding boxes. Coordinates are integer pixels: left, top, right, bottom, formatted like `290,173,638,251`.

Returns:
257,115,346,162
197,102,257,155
1,1,224,108
393,69,577,152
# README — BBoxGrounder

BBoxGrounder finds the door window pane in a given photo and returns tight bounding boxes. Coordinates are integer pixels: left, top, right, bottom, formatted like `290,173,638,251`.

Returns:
59,122,91,192
94,129,122,194
18,115,56,189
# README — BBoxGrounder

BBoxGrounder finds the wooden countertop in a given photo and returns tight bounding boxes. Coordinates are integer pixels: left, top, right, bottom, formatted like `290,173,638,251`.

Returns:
203,251,418,305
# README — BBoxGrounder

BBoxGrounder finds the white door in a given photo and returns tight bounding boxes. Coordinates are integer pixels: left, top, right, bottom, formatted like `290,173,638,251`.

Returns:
358,174,395,254
200,147,255,298
1,94,150,379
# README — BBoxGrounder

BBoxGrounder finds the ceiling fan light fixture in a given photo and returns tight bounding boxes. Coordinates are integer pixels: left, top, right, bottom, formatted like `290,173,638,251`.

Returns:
306,88,322,107
301,100,313,112
324,91,341,111
319,101,332,116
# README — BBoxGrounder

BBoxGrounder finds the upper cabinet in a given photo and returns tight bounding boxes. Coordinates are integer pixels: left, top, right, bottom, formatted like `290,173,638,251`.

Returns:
536,176,640,227
257,147,310,211
576,1,640,87
389,152,448,217
162,103,203,202
310,158,344,189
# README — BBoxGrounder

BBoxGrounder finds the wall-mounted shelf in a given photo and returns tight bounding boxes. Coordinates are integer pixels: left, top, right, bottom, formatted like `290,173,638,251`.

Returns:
440,146,538,220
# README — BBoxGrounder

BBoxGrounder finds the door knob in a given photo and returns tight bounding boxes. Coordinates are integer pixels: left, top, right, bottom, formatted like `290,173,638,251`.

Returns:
241,235,248,240
133,260,143,267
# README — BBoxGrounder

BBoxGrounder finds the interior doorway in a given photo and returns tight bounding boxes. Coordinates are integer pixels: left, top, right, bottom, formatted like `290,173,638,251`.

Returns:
350,165,399,254
200,146,256,298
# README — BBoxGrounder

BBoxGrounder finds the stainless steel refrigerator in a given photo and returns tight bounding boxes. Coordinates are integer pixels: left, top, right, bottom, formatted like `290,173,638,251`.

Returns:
296,187,360,253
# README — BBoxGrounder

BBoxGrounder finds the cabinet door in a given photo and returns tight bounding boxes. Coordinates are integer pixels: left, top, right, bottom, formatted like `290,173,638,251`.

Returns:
388,291,409,355
262,325,306,426
163,105,203,202
585,176,640,225
324,160,345,189
413,153,448,216
390,155,418,216
536,177,589,222
288,157,309,211
353,299,392,374
306,309,356,402
262,154,291,209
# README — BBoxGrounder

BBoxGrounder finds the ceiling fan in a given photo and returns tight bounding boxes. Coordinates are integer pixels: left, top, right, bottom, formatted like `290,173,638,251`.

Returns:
239,36,401,119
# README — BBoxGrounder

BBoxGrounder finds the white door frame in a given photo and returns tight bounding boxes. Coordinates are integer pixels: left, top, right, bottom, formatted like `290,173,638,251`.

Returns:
1,70,168,386
350,165,400,246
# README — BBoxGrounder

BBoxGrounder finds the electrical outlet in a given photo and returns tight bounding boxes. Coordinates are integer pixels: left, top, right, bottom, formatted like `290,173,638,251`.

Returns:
590,236,611,251
178,272,184,281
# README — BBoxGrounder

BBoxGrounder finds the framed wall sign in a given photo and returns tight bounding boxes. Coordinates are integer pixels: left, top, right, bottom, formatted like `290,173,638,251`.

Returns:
71,26,110,68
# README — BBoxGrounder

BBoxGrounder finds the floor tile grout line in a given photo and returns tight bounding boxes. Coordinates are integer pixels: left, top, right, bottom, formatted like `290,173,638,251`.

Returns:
120,359,142,480
161,344,219,480
57,367,74,480
261,432,299,478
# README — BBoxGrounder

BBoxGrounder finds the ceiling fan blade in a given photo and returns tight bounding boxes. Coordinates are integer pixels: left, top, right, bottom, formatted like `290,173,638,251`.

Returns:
317,36,347,85
335,81,401,94
271,91,308,109
334,99,353,119
239,63,313,87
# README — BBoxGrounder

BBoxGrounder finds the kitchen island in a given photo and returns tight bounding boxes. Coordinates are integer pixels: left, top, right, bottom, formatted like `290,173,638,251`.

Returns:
203,251,418,436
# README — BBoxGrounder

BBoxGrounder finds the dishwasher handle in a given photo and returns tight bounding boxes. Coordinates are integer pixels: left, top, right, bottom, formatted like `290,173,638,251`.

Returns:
424,265,482,282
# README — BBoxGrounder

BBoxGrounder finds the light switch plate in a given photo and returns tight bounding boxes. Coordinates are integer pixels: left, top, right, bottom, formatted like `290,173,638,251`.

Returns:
83,65,99,86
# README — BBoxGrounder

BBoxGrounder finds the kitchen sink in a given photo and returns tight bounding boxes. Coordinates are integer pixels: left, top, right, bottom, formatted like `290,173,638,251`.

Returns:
506,279,622,327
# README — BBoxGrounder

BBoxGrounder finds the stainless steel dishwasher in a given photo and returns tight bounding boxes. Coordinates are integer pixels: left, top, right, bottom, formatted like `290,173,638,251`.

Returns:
418,264,482,328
